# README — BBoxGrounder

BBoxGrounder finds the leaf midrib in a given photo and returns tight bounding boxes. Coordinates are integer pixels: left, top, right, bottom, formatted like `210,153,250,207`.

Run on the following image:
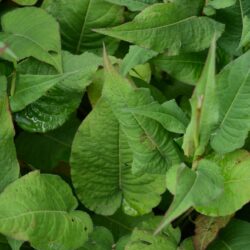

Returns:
104,16,196,33
75,0,92,54
0,210,70,221
15,69,83,95
109,72,171,168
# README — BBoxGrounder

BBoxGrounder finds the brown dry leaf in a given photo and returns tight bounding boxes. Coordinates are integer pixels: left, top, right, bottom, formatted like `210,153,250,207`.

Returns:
193,214,233,250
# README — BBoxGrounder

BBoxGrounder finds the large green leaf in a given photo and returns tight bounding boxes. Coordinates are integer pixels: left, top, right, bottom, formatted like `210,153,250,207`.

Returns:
15,116,80,171
211,51,250,154
79,227,114,250
103,50,180,174
0,76,19,192
183,38,218,157
11,0,38,5
215,0,250,54
208,219,250,250
197,150,250,216
0,7,62,71
105,0,160,11
153,52,206,85
42,0,123,55
71,99,166,216
0,171,93,250
96,1,224,53
155,160,224,235
12,51,102,132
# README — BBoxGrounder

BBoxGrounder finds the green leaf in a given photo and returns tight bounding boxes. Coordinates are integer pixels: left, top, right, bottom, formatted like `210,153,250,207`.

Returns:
132,77,167,103
78,227,114,250
153,52,206,85
206,0,236,9
0,171,93,250
178,238,195,250
208,219,250,250
96,2,224,53
116,235,131,250
125,217,181,250
137,217,181,245
11,0,38,5
93,209,153,240
122,100,188,134
15,116,80,171
0,7,62,71
0,76,19,192
129,63,152,83
12,51,102,132
155,160,224,235
239,16,250,48
71,99,166,216
193,215,232,250
105,0,160,11
103,50,180,174
42,0,123,55
215,0,250,54
120,45,158,76
211,51,250,154
7,238,23,250
10,74,69,112
182,38,218,157
87,69,106,107
197,150,250,216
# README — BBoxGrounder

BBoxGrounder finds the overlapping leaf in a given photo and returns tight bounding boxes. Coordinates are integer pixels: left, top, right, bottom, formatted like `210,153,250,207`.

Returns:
208,219,250,250
42,0,123,55
103,50,180,174
16,116,80,171
215,0,250,54
93,209,153,240
96,1,224,53
0,76,19,192
71,99,166,216
105,0,160,11
123,100,188,134
11,0,38,5
211,51,250,153
183,38,218,157
78,227,114,250
153,52,206,85
0,171,93,250
0,7,62,71
11,51,102,132
120,45,158,76
125,217,181,250
154,160,224,234
197,150,250,216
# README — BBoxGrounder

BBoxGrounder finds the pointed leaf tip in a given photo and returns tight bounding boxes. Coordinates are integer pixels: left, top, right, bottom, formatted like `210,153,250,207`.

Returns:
103,44,113,73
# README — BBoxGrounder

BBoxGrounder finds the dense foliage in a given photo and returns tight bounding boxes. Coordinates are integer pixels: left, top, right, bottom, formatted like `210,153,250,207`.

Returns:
0,0,250,249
